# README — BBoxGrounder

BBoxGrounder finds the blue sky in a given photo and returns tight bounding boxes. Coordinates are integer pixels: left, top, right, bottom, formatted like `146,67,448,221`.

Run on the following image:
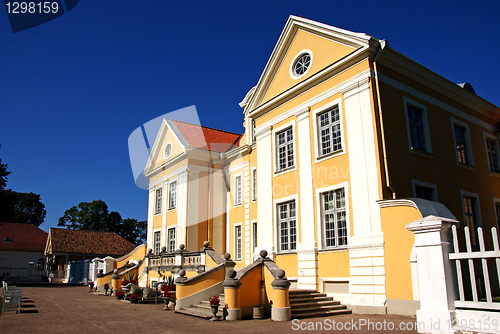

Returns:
1,1,499,233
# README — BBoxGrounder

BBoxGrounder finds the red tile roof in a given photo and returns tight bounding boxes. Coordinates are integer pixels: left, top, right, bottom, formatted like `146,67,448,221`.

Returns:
47,228,135,257
0,222,48,252
171,120,242,153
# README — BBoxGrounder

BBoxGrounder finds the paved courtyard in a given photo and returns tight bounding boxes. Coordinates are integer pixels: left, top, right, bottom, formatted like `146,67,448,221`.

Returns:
1,285,419,333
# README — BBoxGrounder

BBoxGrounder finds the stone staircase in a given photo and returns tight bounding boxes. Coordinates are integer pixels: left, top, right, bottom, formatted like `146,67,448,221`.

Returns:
289,289,351,319
175,293,225,319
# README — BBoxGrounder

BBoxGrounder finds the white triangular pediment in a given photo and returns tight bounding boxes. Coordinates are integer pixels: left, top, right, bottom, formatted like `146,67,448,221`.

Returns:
144,119,187,176
243,16,376,114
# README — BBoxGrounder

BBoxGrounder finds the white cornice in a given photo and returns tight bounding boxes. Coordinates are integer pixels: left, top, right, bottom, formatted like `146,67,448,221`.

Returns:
245,16,377,118
145,151,188,179
253,69,372,134
378,47,500,117
377,72,497,131
228,160,249,174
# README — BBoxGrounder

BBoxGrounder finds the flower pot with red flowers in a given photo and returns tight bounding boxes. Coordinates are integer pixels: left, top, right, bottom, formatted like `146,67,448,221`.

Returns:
209,296,220,321
163,290,171,310
129,294,138,303
115,291,124,300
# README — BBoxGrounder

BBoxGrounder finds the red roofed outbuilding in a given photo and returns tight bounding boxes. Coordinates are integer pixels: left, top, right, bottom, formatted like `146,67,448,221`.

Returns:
45,228,136,281
0,222,48,281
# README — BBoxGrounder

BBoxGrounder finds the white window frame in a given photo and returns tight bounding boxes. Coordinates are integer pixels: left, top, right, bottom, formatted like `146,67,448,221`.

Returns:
312,98,346,162
164,142,172,159
251,167,257,202
460,190,482,248
272,120,297,176
233,173,242,207
483,132,500,174
251,220,258,254
167,227,176,253
274,194,299,253
316,182,350,250
168,180,177,210
154,188,162,215
153,230,161,255
289,49,313,80
411,179,438,201
234,223,242,261
403,97,433,155
451,117,474,167
493,198,500,231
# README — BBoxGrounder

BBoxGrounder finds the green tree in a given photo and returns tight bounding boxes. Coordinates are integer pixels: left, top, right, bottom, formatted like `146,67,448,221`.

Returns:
10,191,47,227
0,145,10,191
0,147,46,226
58,200,146,245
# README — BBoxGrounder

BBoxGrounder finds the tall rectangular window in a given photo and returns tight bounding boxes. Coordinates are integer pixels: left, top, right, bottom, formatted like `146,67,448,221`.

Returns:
407,105,427,152
155,188,162,214
168,181,177,210
454,124,472,165
252,169,257,201
252,222,258,252
154,231,161,255
463,195,480,247
278,201,297,252
486,138,500,173
277,128,294,171
234,175,242,206
318,106,342,156
167,228,176,253
235,225,242,260
321,189,347,248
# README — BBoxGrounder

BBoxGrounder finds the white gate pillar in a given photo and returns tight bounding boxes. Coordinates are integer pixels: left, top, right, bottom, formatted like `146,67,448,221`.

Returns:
407,215,458,334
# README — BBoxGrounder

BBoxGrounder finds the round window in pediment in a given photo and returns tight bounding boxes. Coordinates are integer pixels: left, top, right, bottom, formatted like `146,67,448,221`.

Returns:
164,143,172,159
290,50,313,79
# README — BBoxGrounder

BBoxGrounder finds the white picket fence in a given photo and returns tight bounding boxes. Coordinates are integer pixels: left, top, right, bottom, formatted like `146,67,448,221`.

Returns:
449,225,500,311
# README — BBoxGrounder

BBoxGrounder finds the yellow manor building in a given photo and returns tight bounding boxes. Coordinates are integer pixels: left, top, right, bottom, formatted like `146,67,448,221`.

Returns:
140,16,500,317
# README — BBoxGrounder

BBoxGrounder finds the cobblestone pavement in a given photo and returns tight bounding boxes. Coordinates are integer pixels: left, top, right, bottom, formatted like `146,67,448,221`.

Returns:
0,285,419,333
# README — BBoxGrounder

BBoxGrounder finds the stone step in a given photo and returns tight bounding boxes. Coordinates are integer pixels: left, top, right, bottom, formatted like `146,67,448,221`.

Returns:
291,308,352,319
289,295,334,303
290,300,341,309
291,303,348,314
176,306,223,320
289,289,318,295
289,289,351,319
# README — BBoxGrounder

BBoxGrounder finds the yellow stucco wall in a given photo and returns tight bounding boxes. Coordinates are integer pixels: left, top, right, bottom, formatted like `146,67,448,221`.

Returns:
263,28,356,103
116,244,147,268
177,266,225,299
239,266,262,307
381,205,422,300
274,254,298,278
378,66,500,235
317,250,350,279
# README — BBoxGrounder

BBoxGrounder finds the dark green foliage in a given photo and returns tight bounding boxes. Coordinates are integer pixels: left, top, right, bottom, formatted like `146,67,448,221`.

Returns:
0,146,46,226
58,200,146,245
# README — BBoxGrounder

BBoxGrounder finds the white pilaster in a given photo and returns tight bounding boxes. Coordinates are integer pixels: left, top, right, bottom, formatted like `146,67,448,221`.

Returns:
343,76,386,310
295,106,318,289
256,125,274,255
177,170,188,249
186,169,199,250
162,181,167,248
147,188,155,252
342,76,382,239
